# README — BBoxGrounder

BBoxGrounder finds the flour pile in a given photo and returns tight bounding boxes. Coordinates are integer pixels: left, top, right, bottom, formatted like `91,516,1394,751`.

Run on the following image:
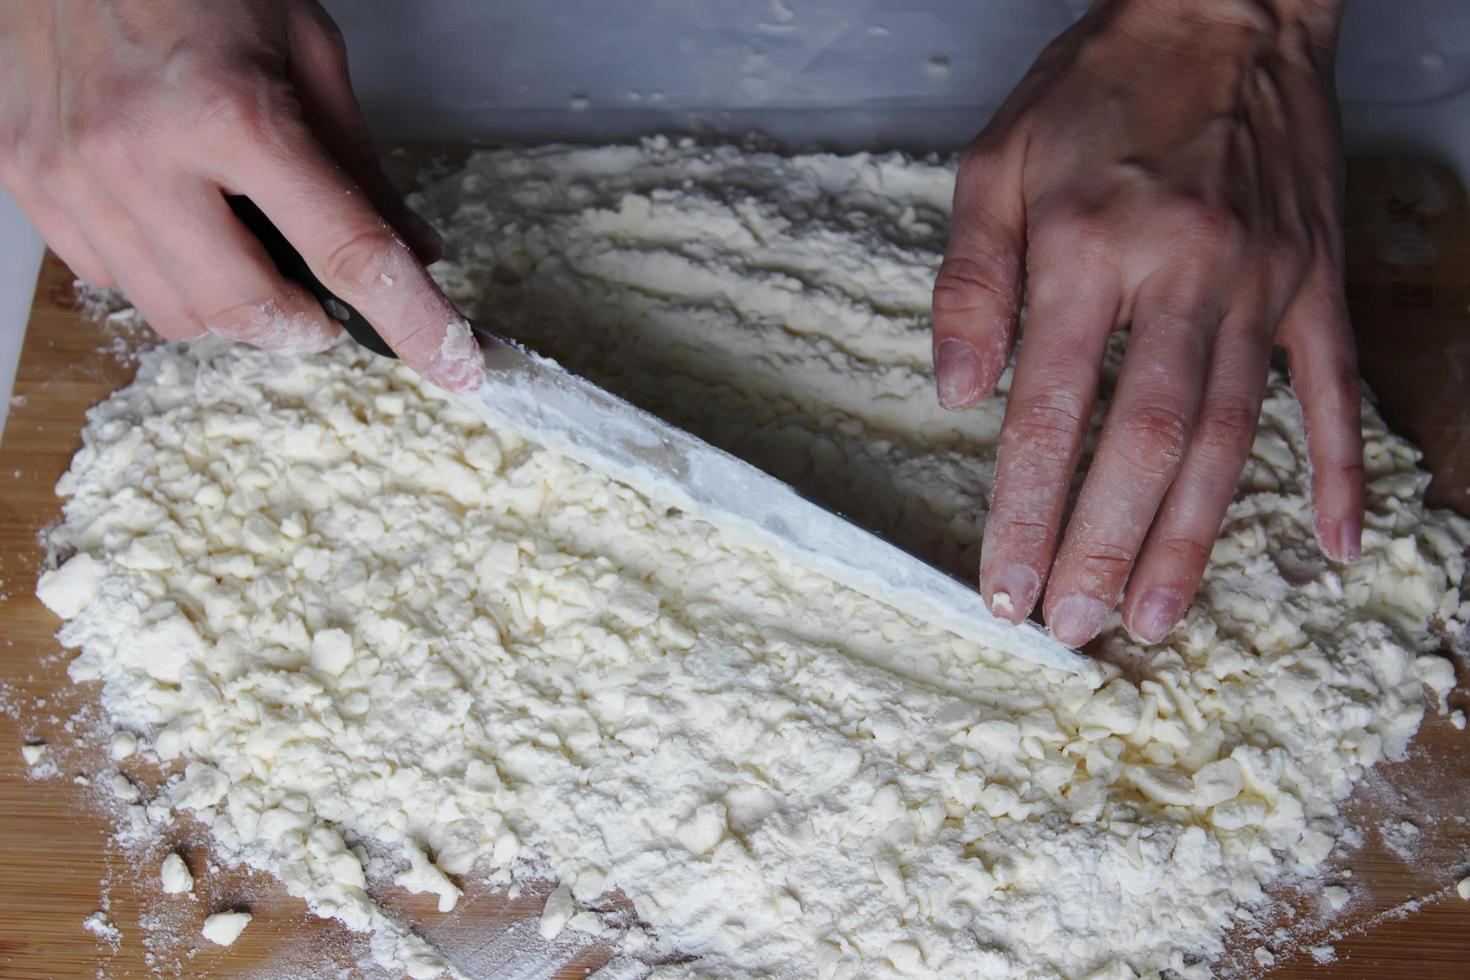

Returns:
39,139,1470,978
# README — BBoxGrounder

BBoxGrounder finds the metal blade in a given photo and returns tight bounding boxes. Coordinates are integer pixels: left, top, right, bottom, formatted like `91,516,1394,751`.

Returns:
464,329,1093,677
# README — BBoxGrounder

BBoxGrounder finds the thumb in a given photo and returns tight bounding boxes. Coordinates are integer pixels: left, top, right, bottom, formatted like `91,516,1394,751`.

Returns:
932,143,1026,411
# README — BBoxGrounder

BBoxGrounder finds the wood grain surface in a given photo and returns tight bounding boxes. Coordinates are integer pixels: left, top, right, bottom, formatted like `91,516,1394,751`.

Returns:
2,153,1469,979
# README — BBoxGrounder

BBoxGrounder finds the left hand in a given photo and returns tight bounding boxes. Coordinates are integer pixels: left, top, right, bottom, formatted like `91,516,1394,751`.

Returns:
931,0,1363,647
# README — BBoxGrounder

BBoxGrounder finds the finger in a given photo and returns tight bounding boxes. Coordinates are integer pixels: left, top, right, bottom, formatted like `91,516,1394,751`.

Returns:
28,203,113,289
2,180,113,287
1042,282,1215,646
222,120,483,391
1280,268,1363,562
60,191,204,341
978,240,1119,625
126,180,340,353
931,143,1024,410
285,0,443,262
1121,321,1270,642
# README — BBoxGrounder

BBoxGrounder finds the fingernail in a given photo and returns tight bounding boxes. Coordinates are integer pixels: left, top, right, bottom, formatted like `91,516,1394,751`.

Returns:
987,564,1039,623
1335,517,1361,563
431,319,487,392
935,339,982,410
1130,587,1182,644
1048,595,1108,647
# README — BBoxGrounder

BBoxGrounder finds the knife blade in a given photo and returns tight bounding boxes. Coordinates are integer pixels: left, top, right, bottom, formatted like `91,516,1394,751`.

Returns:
468,332,1092,676
230,195,1092,677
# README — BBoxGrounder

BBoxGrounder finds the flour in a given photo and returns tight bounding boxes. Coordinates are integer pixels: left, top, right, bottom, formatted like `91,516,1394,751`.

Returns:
83,910,121,950
37,139,1470,978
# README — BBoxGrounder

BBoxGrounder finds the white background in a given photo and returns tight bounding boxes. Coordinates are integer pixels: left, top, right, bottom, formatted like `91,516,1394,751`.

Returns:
3,0,1467,430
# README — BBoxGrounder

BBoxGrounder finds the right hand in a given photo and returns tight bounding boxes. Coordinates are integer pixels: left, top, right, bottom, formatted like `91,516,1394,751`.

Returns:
932,0,1359,646
0,0,485,391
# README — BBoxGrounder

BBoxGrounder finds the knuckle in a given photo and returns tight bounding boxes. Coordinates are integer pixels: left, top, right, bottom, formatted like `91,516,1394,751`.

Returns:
0,128,56,183
1079,542,1134,571
195,74,302,141
1035,207,1114,280
986,515,1051,552
194,80,258,131
932,254,1016,314
1005,389,1089,463
74,113,146,174
1333,364,1362,404
1194,404,1259,455
1153,536,1212,572
34,162,87,200
1173,199,1245,252
1332,461,1366,485
320,228,399,293
1119,401,1192,475
319,21,350,64
1026,202,1116,294
1061,211,1113,258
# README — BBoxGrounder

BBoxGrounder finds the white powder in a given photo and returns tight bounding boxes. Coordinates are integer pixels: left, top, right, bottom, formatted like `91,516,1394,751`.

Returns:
83,910,121,949
38,140,1470,978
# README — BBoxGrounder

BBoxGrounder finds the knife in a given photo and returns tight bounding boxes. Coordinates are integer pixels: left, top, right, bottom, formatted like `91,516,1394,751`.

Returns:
230,197,1093,677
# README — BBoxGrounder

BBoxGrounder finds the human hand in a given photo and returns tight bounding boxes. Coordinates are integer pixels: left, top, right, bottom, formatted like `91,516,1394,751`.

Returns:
932,0,1361,647
0,0,483,391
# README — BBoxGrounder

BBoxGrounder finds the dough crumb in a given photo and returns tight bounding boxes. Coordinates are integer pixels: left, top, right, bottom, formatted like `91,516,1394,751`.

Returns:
539,883,575,940
20,742,45,766
36,553,103,619
201,911,251,946
1457,876,1470,900
109,731,137,760
161,852,194,895
109,772,140,802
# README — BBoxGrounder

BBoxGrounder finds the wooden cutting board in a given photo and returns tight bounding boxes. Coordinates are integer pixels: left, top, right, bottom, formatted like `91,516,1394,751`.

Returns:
1,153,1468,979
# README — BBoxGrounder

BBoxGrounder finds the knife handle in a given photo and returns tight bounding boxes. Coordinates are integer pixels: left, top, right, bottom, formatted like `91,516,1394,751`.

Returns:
226,195,398,360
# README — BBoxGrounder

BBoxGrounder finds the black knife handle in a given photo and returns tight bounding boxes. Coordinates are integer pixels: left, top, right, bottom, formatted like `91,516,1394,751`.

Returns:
226,195,398,359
